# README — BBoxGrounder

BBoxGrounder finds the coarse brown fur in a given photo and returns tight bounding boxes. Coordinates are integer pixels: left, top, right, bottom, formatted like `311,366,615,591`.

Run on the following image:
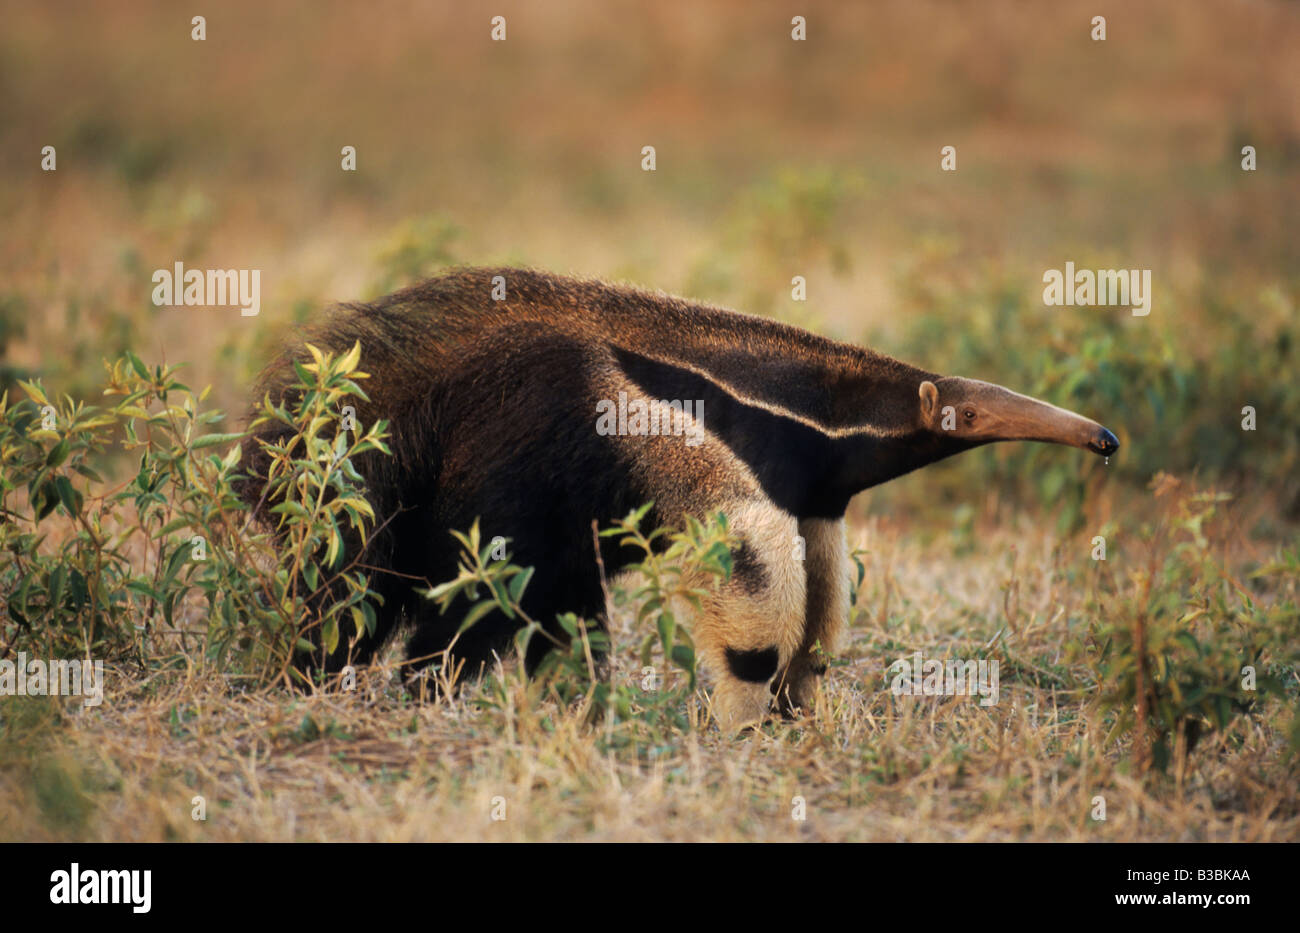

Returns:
240,267,1118,728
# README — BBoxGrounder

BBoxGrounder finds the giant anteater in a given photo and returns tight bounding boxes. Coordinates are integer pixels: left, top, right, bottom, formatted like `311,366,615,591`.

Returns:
240,267,1118,728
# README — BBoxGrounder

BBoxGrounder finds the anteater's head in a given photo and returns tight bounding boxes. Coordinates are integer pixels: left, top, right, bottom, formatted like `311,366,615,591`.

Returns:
918,377,1119,457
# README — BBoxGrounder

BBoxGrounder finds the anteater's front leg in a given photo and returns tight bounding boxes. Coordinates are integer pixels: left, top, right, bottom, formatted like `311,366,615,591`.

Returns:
695,499,808,731
771,517,849,717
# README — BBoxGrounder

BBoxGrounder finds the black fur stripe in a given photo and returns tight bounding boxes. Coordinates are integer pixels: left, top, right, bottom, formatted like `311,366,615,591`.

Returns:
725,645,780,683
610,346,842,517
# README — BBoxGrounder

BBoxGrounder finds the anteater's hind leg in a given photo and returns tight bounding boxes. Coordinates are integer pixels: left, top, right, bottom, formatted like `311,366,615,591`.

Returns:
771,517,849,717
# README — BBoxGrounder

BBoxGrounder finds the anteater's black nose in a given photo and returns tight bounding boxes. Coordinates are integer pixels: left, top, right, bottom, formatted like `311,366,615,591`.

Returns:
1089,427,1119,456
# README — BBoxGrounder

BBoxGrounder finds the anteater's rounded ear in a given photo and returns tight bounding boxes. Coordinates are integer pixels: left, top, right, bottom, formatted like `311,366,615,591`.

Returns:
919,380,939,422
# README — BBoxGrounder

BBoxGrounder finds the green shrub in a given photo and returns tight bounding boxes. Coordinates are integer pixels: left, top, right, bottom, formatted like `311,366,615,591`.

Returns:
0,344,388,685
1081,480,1299,772
242,341,391,681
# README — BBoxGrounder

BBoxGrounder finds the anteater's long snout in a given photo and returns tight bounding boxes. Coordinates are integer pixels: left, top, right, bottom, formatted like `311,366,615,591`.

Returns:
1021,397,1120,457
967,380,1120,458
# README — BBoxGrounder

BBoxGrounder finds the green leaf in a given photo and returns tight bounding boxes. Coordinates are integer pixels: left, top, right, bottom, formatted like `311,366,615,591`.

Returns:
54,475,82,516
45,439,70,467
163,542,191,584
125,579,159,603
360,601,377,636
72,463,104,483
18,379,49,406
671,643,696,684
191,432,246,449
424,579,463,603
125,350,149,379
458,599,498,633
34,481,59,520
639,632,657,666
488,578,515,619
322,617,339,655
507,566,534,604
657,612,676,653
49,564,68,609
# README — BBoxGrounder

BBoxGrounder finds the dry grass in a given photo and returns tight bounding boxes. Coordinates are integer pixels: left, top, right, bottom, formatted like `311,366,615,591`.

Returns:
3,515,1294,843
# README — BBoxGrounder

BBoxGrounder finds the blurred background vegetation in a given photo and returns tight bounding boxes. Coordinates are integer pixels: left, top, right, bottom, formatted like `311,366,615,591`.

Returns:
1,0,1296,532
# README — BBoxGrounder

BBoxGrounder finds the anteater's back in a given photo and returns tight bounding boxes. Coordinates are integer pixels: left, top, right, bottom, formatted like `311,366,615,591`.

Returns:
245,267,911,453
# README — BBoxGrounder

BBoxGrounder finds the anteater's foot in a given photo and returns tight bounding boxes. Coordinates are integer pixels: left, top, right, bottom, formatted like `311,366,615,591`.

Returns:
769,661,827,720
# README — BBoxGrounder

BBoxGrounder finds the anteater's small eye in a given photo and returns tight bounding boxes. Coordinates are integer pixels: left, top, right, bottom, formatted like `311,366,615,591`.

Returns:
963,409,976,421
